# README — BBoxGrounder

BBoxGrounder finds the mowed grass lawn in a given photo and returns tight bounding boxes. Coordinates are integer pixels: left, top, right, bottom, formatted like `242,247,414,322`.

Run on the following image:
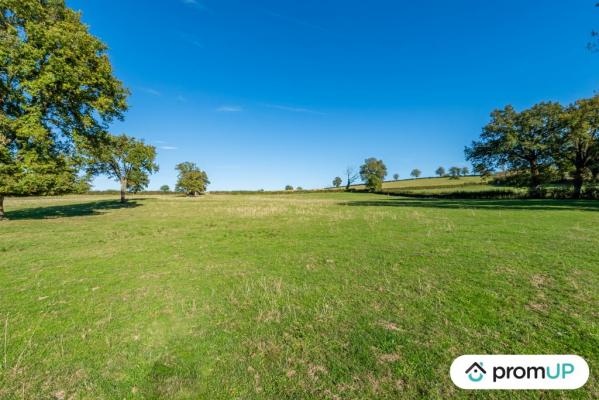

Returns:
0,193,598,399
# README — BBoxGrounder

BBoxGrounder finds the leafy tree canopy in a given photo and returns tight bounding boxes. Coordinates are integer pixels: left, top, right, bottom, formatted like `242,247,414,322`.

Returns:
360,157,387,192
0,0,128,217
448,166,461,179
78,134,158,202
557,96,599,197
127,169,150,194
465,102,563,194
175,162,209,196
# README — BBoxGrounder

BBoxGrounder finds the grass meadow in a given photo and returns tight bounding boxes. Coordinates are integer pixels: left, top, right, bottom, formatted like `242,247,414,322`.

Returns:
0,193,598,399
350,176,487,191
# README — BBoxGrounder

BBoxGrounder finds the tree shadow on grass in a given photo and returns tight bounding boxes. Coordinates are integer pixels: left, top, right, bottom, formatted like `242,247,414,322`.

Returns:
341,197,599,212
6,199,141,220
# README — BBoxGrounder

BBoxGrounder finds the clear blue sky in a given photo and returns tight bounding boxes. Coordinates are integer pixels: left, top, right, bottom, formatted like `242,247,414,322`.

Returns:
69,0,599,191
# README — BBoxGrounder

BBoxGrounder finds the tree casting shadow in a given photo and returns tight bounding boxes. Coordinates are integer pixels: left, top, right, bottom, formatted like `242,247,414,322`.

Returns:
341,197,599,212
6,199,141,220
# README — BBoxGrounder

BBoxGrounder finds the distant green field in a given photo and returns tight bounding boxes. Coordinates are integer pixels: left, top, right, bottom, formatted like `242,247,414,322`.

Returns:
395,184,505,193
350,176,486,191
1,193,597,399
386,184,524,195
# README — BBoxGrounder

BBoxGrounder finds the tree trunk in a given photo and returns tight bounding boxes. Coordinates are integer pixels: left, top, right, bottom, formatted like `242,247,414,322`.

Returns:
573,166,584,199
0,195,6,220
529,161,541,197
120,178,127,203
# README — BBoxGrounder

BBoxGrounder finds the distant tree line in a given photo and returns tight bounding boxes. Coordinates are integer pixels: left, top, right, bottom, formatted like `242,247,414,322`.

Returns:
333,160,473,192
434,165,469,179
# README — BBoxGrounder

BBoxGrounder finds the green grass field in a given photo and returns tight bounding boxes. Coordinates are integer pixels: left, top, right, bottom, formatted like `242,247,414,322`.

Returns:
350,176,486,191
1,193,597,399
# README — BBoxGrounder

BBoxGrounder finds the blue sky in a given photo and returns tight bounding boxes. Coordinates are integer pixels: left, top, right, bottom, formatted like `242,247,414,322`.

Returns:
69,0,599,191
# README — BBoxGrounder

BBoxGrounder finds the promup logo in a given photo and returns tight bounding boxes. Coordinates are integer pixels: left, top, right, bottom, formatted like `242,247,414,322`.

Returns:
465,362,486,382
450,355,589,390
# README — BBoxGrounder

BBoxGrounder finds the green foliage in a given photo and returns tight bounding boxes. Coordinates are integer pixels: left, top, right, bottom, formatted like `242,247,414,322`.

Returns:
160,185,170,193
0,0,128,202
474,164,492,178
285,185,294,191
461,166,469,176
556,96,599,197
127,169,150,194
175,162,209,195
435,166,446,177
448,166,461,179
465,102,563,195
410,169,421,178
332,177,342,188
78,134,158,201
393,173,399,180
359,157,387,192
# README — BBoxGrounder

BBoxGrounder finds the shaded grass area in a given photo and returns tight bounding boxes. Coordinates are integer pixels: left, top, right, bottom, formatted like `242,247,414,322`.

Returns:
4,199,141,220
343,197,599,212
0,193,597,399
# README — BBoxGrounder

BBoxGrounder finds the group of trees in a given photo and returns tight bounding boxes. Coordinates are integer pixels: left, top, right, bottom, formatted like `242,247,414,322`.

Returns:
0,0,129,219
78,134,158,202
284,185,304,191
465,97,599,197
434,166,469,179
332,161,424,192
0,1,209,219
78,136,210,201
333,158,389,192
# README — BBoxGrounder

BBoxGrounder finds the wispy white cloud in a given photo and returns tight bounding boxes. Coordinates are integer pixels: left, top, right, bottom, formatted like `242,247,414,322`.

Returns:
140,87,161,96
216,106,243,112
160,146,178,150
265,103,325,115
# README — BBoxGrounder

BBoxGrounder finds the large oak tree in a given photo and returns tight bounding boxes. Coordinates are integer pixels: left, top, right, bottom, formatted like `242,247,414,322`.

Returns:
465,103,563,195
557,96,599,198
0,0,128,219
